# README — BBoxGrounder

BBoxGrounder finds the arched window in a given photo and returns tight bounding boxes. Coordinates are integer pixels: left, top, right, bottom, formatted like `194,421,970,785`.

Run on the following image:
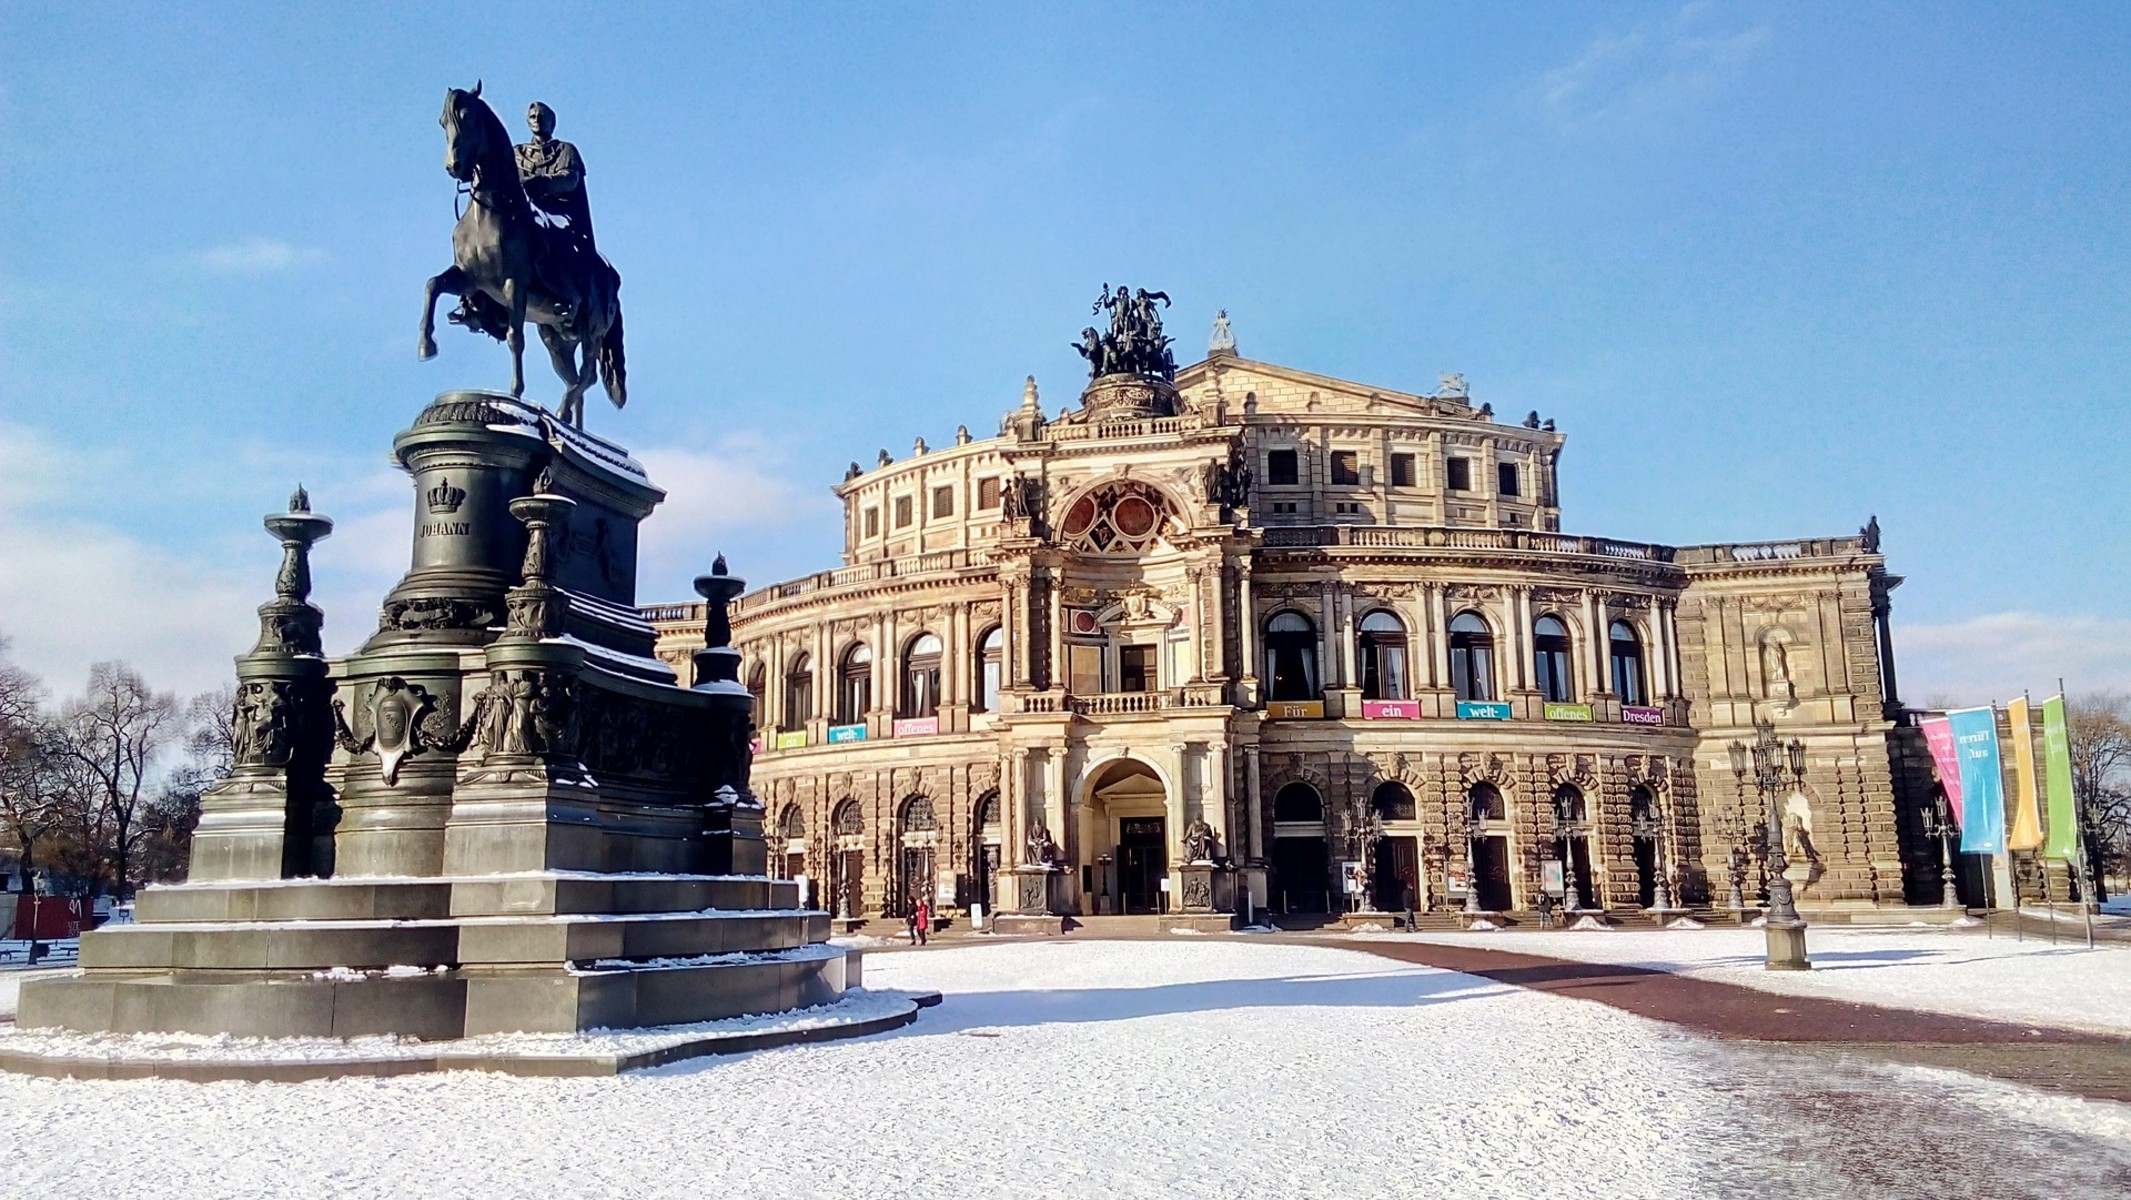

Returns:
1468,782,1505,821
1552,783,1587,823
1273,782,1324,823
973,627,1004,713
780,804,806,840
1357,611,1409,701
1264,612,1319,702
1449,612,1496,703
782,653,813,730
900,795,939,833
1609,620,1646,705
836,643,872,725
833,800,864,836
746,661,767,722
900,633,943,717
1372,781,1417,821
1533,615,1574,703
977,791,1001,829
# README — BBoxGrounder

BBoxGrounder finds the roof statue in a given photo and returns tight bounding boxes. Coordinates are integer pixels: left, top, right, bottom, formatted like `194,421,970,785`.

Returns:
1436,372,1469,400
417,84,628,430
1073,283,1177,382
1208,309,1236,355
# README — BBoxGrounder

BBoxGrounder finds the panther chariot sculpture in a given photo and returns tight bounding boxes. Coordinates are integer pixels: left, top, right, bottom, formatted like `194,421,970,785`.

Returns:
418,82,628,429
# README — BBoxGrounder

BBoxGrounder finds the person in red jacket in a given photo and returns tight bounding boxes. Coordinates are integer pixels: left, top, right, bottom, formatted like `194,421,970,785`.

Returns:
913,895,932,946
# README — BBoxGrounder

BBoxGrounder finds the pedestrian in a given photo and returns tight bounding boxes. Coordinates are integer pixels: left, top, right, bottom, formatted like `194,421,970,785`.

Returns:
914,894,932,946
904,896,920,945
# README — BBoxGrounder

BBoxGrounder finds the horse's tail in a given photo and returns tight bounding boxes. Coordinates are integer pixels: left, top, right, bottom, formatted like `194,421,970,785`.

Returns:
600,305,627,409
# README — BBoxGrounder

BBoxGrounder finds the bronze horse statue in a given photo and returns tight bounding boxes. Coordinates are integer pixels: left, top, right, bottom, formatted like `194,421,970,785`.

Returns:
418,84,626,428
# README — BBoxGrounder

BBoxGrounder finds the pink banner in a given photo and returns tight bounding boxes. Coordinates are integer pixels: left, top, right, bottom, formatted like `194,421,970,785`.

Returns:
1920,716,1964,826
892,716,939,738
1621,705,1664,726
1361,699,1419,720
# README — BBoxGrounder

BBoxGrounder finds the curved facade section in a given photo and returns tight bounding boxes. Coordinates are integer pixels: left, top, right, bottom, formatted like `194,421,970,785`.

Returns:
649,349,1924,922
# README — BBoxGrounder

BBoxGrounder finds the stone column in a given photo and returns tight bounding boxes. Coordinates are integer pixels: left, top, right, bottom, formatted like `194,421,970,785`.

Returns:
1238,562,1258,694
1501,589,1524,691
1244,744,1265,860
1430,583,1452,690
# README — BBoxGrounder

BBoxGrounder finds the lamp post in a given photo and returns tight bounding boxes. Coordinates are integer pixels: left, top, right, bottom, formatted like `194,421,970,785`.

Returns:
1920,793,1962,909
1350,805,1384,914
1551,789,1588,912
1630,797,1674,912
1462,811,1485,915
1728,722,1811,970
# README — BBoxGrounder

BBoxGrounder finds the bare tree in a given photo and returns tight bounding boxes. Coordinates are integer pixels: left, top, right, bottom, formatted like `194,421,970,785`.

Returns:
0,634,52,894
139,685,236,883
2066,691,2131,897
60,662,178,900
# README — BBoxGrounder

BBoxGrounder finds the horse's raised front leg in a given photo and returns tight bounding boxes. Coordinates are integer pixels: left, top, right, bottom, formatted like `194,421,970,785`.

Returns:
418,266,465,360
503,278,527,398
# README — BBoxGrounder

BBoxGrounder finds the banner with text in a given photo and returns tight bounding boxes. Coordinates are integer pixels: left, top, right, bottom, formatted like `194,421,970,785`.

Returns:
2042,695,2078,860
2006,697,2044,851
1948,706,2005,854
1919,716,1964,826
1456,700,1512,721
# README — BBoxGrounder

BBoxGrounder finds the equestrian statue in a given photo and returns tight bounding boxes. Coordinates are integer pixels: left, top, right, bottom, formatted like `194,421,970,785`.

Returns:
419,84,627,429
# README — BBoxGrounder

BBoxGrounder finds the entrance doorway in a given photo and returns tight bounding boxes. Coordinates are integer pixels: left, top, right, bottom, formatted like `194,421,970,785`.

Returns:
1273,837,1330,913
1473,838,1513,911
1374,835,1419,911
1118,817,1167,913
833,849,864,917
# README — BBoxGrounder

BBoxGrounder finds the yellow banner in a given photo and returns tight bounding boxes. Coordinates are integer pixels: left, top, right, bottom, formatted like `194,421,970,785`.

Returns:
2006,696,2044,851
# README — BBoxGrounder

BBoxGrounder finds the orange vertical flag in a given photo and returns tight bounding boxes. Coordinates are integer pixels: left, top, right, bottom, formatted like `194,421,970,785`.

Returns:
2006,696,2044,851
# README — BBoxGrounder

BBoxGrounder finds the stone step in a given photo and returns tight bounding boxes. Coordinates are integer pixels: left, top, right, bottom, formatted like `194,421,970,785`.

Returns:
79,909,831,973
19,943,850,1039
132,874,803,925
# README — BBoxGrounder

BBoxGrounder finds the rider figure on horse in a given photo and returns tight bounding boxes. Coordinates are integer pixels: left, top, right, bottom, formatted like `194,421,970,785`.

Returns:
515,102,595,332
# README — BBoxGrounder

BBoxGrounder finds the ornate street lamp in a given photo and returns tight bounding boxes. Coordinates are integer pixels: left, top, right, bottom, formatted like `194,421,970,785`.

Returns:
1920,792,1962,909
1350,802,1384,913
1729,721,1811,970
1551,789,1588,912
1629,796,1674,912
1462,810,1486,915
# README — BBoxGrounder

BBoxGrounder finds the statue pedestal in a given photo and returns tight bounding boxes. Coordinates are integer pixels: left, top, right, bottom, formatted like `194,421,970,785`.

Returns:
993,866,1067,936
1173,863,1241,932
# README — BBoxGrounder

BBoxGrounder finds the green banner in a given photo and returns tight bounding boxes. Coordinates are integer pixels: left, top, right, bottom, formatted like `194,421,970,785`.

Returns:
2042,695,2078,860
1543,702,1593,722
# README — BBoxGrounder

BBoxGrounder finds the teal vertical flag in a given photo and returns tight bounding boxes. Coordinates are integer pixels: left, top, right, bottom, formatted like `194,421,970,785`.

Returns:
1948,706,2006,853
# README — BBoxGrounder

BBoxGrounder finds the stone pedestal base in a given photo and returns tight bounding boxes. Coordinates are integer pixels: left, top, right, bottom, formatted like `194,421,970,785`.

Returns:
1164,913,1241,933
991,914,1067,936
1763,921,1812,970
16,873,843,1039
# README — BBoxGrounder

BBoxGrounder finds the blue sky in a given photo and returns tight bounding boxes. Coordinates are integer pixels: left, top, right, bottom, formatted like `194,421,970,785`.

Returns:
3,1,2128,702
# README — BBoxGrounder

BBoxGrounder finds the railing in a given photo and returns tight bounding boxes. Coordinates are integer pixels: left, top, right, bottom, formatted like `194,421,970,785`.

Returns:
726,548,993,615
1254,525,1677,561
1069,691,1170,716
1673,536,1867,565
1039,415,1194,443
640,602,702,624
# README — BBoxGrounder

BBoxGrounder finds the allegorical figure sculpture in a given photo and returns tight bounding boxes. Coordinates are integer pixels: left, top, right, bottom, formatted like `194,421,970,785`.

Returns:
1182,818,1217,863
1073,283,1177,381
419,84,628,429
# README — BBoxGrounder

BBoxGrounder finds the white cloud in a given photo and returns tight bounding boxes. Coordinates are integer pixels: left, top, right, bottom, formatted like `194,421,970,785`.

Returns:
635,440,840,597
194,238,329,275
1538,5,1771,131
1894,613,2131,708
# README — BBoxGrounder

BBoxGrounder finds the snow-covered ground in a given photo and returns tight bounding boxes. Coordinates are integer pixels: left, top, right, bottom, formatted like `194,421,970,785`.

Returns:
3,939,2128,1198
1389,924,2131,1036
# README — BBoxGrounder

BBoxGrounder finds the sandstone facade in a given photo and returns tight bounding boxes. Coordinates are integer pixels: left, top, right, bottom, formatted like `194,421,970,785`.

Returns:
648,349,1927,922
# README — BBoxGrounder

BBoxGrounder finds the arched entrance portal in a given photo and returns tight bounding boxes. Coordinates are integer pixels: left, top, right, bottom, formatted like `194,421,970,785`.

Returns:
1082,757,1169,915
1271,783,1330,914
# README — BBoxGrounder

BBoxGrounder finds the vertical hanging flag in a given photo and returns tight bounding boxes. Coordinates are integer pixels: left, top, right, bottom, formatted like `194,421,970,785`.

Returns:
1920,716,1964,826
2006,697,2044,851
2042,695,2078,860
1948,706,2006,854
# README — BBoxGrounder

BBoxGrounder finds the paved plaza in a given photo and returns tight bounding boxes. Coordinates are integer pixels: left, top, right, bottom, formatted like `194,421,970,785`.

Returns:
4,928,2129,1198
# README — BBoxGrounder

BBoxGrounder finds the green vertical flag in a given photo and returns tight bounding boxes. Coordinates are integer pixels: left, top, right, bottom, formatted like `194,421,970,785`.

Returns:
2041,695,2077,860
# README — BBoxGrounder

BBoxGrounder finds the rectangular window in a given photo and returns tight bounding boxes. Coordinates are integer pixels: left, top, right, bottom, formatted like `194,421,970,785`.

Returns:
1271,501,1299,515
1118,644,1156,693
1068,644,1104,695
863,507,880,538
1497,463,1519,497
1389,454,1416,487
977,477,1001,510
1267,448,1299,486
1334,501,1361,515
931,485,955,519
893,496,913,528
1446,457,1472,492
1330,451,1361,486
